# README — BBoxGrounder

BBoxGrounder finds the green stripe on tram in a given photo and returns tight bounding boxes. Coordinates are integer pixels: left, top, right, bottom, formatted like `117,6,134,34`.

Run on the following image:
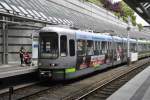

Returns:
54,71,64,74
65,68,76,73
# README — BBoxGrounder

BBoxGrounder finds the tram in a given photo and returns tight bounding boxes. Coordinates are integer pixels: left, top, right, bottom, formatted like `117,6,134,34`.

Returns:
38,26,150,80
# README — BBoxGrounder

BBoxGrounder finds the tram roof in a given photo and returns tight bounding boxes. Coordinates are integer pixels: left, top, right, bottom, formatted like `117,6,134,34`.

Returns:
122,38,127,42
138,40,150,44
76,31,112,41
129,39,137,43
113,36,122,42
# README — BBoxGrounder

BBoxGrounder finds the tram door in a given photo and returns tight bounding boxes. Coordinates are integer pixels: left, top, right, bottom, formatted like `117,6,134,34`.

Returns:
59,32,76,69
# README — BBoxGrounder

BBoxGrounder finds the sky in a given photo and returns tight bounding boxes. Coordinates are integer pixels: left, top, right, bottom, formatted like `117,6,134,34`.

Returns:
112,0,149,26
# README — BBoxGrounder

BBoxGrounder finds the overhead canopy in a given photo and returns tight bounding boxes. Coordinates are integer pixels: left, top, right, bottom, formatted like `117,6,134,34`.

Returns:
124,0,150,24
0,0,149,39
0,0,127,32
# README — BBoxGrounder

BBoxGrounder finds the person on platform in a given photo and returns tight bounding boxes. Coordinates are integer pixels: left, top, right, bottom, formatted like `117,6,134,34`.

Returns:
19,46,24,66
23,49,31,66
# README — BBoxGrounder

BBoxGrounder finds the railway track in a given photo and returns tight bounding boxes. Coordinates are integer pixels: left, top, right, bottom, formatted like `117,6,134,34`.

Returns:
73,64,147,100
62,59,150,100
0,58,150,100
0,81,63,100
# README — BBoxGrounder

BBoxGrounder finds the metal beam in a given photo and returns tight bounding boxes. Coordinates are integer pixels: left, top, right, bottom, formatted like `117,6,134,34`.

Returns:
2,16,8,64
124,0,150,24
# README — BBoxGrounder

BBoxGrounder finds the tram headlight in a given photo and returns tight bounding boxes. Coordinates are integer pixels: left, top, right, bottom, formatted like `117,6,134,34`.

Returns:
52,64,55,66
49,63,57,67
40,72,44,75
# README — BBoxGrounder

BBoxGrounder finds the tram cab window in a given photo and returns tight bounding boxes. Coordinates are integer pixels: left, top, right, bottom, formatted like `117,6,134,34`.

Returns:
87,40,94,55
60,35,67,57
77,40,86,56
69,39,75,56
40,32,58,59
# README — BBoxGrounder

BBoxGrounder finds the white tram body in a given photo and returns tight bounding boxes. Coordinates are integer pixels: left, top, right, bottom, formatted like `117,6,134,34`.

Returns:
38,27,150,80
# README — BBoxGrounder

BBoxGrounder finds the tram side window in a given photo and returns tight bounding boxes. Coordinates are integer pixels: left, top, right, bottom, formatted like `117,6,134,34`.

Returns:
117,43,122,53
87,40,94,55
60,35,67,57
101,41,107,54
130,43,136,52
77,40,86,56
94,41,100,55
69,39,75,56
138,44,142,52
123,42,127,52
108,42,112,52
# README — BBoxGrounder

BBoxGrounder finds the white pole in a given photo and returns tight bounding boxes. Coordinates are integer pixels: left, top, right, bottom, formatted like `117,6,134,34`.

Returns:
127,17,131,65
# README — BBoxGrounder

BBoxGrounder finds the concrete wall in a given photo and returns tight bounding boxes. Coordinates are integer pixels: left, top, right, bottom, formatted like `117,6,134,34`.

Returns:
6,27,39,64
49,0,128,33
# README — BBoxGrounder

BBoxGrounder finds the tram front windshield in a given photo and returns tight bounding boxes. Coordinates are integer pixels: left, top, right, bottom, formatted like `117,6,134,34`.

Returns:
39,32,58,59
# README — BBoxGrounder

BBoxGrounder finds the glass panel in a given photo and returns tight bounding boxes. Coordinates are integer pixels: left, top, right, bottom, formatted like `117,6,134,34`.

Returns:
16,0,31,9
115,43,123,61
49,16,53,20
94,41,100,55
0,4,3,9
63,19,66,23
58,18,63,23
39,12,47,19
26,9,37,18
0,1,12,11
130,43,137,52
10,5,20,13
40,32,58,59
18,6,28,15
77,40,86,56
64,19,68,24
9,0,18,5
60,35,67,57
27,9,38,19
32,10,42,18
4,0,11,4
53,17,59,22
69,40,75,56
26,9,34,16
87,40,94,56
51,17,57,23
101,41,107,54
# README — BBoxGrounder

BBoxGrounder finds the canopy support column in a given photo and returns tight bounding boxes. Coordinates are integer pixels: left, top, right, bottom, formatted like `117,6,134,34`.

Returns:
2,16,8,64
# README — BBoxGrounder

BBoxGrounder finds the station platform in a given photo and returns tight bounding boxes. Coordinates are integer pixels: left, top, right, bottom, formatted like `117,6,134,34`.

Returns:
107,66,150,100
0,64,38,79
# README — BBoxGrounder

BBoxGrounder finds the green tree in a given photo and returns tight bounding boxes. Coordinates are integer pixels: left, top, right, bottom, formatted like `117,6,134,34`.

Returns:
137,24,143,31
120,1,137,26
84,0,143,29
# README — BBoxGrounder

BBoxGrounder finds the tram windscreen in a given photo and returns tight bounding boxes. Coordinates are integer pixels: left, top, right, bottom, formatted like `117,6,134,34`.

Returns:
39,32,58,59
